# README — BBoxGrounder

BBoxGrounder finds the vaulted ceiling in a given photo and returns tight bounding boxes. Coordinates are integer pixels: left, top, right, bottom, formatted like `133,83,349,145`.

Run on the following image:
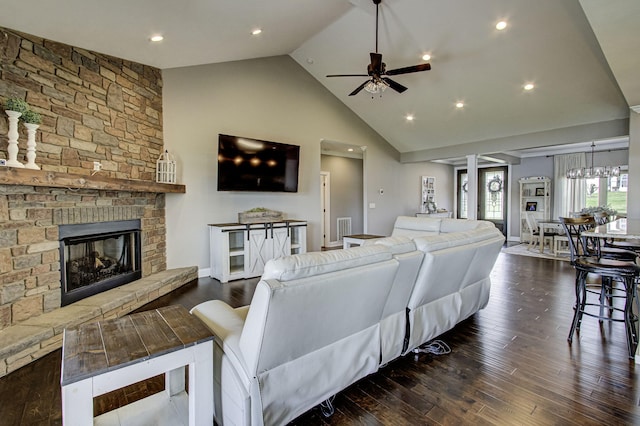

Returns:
1,0,638,159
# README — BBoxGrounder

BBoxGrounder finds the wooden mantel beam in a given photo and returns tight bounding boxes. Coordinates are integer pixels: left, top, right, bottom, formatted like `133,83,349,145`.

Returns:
0,167,186,193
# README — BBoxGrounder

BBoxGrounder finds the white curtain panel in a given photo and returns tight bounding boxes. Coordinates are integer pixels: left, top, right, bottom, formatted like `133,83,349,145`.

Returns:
554,153,586,219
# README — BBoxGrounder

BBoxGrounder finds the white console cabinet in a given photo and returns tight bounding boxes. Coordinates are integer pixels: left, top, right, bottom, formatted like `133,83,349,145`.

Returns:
209,221,307,283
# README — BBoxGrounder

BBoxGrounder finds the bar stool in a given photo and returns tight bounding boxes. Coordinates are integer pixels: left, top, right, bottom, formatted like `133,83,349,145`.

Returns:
560,217,640,358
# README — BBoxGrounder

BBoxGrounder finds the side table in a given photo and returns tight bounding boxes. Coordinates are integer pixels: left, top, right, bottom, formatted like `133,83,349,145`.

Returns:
343,233,386,249
61,305,214,426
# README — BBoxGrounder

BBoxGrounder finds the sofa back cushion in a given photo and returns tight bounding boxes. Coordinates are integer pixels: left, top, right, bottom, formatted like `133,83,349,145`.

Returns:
409,226,505,307
262,245,391,281
439,218,494,233
240,245,398,374
372,237,424,317
391,216,441,237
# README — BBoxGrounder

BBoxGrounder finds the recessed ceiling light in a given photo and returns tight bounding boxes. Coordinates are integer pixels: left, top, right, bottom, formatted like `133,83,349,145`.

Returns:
456,102,464,109
251,28,262,36
406,114,414,121
348,148,354,152
524,83,535,91
150,35,164,42
422,54,431,61
496,21,507,30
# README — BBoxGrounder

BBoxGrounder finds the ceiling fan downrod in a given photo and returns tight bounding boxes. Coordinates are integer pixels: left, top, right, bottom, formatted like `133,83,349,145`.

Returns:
374,0,381,53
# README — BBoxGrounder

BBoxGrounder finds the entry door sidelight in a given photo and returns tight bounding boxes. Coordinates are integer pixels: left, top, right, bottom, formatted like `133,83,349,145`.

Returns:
457,167,508,236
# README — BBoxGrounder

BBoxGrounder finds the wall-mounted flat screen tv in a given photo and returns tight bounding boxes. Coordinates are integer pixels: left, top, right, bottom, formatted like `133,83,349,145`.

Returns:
217,134,300,192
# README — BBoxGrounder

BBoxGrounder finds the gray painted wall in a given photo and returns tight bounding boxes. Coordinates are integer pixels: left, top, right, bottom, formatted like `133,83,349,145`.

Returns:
162,56,410,271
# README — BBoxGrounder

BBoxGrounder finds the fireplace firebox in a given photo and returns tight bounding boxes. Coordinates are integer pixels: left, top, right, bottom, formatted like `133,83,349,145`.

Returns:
59,220,142,306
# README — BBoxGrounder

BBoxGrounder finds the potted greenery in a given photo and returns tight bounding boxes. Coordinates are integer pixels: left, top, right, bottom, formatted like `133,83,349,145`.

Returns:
21,109,42,125
238,207,284,224
4,98,29,115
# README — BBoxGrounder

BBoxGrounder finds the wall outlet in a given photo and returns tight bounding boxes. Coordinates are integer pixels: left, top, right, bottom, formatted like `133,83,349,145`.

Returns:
369,203,376,209
93,161,102,171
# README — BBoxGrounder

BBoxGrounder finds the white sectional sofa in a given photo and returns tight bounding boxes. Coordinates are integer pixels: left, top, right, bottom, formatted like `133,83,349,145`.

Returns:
388,216,505,353
191,217,504,426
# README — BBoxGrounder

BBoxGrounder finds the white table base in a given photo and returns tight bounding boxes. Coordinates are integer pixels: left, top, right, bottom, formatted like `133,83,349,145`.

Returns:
62,341,213,426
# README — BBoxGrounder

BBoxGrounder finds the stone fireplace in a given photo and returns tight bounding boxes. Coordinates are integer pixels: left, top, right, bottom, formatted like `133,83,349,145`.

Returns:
0,26,195,377
59,219,142,306
0,186,169,327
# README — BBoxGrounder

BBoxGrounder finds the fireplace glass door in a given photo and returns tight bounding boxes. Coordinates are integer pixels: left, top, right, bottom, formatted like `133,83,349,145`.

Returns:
59,220,141,306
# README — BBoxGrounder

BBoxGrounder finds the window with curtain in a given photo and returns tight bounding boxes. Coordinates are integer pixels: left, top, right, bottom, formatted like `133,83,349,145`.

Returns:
585,173,628,214
553,153,586,219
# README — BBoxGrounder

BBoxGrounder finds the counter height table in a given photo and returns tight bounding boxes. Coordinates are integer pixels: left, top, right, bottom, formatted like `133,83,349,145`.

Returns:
582,218,640,240
61,305,214,426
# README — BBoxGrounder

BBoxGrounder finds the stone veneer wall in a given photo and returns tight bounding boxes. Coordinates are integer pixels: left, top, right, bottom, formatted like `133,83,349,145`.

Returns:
0,27,163,177
0,27,169,330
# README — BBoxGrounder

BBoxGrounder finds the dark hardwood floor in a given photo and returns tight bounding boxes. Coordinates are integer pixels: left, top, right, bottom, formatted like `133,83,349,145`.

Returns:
1,251,639,425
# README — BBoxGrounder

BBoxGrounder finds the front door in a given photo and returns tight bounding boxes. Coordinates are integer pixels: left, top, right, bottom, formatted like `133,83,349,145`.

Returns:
457,167,508,236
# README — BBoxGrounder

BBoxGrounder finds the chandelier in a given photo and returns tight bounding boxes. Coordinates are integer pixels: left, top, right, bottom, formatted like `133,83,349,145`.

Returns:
566,141,620,179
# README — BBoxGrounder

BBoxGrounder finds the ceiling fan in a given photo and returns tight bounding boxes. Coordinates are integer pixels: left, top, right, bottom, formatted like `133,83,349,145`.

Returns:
326,0,431,96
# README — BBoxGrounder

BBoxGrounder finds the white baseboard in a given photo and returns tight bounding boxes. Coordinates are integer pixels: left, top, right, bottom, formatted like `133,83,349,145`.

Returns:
198,267,211,278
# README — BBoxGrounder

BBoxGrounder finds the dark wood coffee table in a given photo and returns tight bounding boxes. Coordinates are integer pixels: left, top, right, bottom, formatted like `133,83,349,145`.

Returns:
61,305,214,426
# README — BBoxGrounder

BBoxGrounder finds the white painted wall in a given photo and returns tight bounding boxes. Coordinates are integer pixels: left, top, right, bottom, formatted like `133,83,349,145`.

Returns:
161,56,414,271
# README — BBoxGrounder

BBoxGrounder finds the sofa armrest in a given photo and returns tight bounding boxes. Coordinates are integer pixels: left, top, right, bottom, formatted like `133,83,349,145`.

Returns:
191,300,251,383
191,300,245,340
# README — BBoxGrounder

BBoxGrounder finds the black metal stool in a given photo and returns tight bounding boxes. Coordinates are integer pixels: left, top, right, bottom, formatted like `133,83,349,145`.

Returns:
561,217,640,358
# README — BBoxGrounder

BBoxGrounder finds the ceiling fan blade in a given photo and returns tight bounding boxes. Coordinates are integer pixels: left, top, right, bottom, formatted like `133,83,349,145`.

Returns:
349,80,370,96
382,77,408,93
326,74,369,77
386,63,431,76
370,52,383,73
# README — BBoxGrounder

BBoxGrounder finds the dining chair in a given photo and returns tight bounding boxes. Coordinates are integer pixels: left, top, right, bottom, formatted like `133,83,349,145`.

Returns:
560,216,640,358
524,212,553,252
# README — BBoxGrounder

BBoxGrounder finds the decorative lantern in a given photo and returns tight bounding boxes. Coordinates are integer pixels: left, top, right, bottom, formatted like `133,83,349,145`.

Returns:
156,150,176,184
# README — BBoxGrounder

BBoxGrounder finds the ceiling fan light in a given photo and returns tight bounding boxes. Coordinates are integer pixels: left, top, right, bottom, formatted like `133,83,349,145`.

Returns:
364,80,388,94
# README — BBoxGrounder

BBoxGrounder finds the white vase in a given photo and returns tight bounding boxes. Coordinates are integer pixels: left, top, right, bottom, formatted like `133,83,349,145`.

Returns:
23,123,40,170
6,110,25,168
